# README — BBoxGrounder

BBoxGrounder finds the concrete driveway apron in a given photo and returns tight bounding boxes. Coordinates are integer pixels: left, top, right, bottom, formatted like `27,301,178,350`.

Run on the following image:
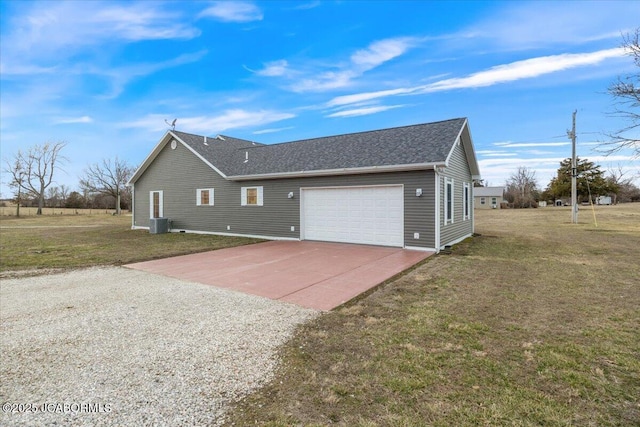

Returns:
125,240,433,310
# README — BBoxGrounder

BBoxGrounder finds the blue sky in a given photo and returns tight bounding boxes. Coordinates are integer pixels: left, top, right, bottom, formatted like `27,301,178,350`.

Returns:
1,0,639,197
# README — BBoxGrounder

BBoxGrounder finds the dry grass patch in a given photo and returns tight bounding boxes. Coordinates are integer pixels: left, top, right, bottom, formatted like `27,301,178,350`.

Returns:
0,215,261,274
226,204,640,426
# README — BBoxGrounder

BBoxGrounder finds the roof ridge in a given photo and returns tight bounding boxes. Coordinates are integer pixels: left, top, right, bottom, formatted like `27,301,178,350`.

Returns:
172,130,261,146
242,117,467,149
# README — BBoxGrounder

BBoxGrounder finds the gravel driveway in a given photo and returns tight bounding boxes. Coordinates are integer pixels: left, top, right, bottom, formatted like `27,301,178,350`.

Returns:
0,267,317,426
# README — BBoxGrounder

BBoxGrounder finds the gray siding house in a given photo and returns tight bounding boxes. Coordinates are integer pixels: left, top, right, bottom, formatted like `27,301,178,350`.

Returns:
128,118,481,252
474,186,505,209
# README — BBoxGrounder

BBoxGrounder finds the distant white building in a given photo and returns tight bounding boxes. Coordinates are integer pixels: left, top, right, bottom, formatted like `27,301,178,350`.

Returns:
474,187,505,209
596,196,612,205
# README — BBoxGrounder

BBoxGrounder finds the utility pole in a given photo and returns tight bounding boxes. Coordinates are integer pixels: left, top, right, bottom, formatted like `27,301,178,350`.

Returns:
568,110,578,224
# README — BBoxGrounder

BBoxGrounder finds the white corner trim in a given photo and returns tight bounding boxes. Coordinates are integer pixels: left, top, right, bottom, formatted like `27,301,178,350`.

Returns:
434,169,441,250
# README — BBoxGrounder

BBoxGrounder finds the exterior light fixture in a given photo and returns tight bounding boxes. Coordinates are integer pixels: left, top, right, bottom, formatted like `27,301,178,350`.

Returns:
416,188,423,197
288,192,294,199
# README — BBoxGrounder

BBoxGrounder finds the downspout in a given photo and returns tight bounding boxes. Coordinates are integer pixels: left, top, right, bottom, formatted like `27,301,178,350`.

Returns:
471,183,475,235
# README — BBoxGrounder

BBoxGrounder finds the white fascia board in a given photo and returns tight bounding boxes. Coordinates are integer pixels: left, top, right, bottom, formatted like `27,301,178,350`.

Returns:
228,162,445,181
173,133,228,179
127,131,227,185
444,119,467,167
127,130,173,185
443,119,481,179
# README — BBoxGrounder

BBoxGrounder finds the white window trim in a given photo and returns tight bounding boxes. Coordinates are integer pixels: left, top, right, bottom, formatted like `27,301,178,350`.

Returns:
480,197,486,205
241,186,263,206
492,197,497,206
196,188,215,206
149,190,163,218
463,182,470,220
445,177,454,225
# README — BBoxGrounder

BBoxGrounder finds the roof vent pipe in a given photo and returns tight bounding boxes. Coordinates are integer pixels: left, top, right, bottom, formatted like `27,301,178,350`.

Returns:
244,151,248,163
204,136,207,143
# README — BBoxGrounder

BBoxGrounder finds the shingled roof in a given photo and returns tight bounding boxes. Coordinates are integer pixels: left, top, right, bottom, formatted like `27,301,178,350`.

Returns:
129,118,479,184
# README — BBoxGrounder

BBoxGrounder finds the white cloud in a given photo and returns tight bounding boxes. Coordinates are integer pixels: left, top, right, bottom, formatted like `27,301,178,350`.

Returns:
92,50,208,98
289,1,321,10
326,105,405,118
327,87,417,107
479,153,518,157
287,37,417,93
290,70,357,93
121,110,295,133
255,60,289,77
253,126,294,135
55,116,93,124
326,48,626,106
422,48,625,92
2,2,198,64
466,1,640,50
199,2,263,23
0,1,201,82
493,142,570,148
350,37,415,71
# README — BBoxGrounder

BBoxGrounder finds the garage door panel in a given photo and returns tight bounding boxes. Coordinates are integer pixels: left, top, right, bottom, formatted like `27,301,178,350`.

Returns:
303,186,404,247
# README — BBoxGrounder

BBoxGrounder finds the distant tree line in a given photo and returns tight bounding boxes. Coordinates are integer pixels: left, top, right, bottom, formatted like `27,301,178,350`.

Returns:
15,186,132,211
3,142,134,216
499,159,640,209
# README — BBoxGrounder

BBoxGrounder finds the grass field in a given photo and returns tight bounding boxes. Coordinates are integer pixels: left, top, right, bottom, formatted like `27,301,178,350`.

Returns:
226,204,640,426
1,205,638,425
0,214,261,274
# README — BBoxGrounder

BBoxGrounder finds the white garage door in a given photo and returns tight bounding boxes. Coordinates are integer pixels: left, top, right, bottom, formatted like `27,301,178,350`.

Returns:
302,185,404,247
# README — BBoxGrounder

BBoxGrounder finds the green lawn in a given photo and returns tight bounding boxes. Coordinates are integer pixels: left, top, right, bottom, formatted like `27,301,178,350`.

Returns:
0,215,261,274
225,204,640,426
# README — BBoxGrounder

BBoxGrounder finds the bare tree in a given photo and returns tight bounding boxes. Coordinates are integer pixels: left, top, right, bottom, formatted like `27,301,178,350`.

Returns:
58,184,70,206
604,29,640,157
4,142,67,215
505,166,539,208
79,157,133,215
46,186,60,208
606,164,640,203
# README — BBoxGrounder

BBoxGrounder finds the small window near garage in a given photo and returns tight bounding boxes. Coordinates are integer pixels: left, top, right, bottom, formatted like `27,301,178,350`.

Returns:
241,186,263,206
480,197,486,205
463,182,470,220
196,188,215,206
150,190,163,218
445,177,454,224
492,197,497,206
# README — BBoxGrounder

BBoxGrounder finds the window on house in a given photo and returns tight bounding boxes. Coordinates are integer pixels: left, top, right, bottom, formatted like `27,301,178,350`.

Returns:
463,183,470,220
445,178,454,224
196,188,215,206
241,186,263,206
247,188,257,205
150,191,163,218
480,197,486,205
492,197,497,206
